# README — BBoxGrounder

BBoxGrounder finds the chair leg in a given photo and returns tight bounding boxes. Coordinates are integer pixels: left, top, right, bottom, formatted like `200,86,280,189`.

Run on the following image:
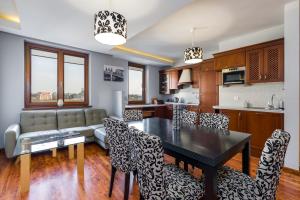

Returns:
175,158,180,166
105,149,109,156
124,173,130,200
109,165,117,197
184,162,188,171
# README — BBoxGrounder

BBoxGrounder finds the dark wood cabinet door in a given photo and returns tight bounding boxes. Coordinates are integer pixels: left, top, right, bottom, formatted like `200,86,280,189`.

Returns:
200,70,217,113
215,51,246,71
245,111,284,157
219,109,245,132
264,44,284,82
169,70,178,90
192,66,200,88
246,49,264,83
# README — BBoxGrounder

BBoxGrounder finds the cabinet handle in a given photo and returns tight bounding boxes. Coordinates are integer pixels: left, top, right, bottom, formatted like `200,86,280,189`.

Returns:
259,74,262,80
264,75,267,79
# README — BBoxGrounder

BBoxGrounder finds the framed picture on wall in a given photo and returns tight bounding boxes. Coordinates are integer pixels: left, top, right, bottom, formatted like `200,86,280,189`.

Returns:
104,65,124,82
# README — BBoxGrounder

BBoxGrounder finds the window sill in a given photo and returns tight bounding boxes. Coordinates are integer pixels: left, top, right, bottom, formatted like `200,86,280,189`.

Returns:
23,105,92,110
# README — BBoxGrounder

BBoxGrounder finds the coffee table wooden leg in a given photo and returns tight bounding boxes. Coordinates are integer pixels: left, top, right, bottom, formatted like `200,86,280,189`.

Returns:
20,154,30,193
51,148,57,157
68,145,74,159
77,143,84,177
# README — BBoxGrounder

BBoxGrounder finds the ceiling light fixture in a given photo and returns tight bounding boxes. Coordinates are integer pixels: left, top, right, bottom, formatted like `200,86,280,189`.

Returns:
184,28,203,64
94,1,127,45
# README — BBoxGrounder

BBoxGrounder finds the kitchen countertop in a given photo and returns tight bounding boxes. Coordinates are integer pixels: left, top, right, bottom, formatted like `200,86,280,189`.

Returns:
164,102,199,106
213,105,284,114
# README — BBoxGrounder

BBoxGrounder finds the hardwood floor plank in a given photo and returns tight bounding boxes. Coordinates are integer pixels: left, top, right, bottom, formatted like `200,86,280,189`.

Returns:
0,143,299,200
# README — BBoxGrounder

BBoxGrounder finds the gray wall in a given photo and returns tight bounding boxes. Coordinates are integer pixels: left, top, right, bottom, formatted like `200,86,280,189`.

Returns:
0,31,161,148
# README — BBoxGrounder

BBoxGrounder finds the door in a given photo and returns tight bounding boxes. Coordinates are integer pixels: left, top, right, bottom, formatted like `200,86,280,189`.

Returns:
246,49,264,83
169,70,178,90
200,70,217,113
220,109,245,132
192,66,200,88
263,44,284,82
245,111,284,157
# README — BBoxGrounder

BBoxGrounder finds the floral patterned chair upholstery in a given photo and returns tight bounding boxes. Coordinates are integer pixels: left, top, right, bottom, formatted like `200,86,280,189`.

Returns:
199,113,229,130
199,129,290,200
129,127,203,200
104,118,135,200
123,109,143,122
181,109,199,125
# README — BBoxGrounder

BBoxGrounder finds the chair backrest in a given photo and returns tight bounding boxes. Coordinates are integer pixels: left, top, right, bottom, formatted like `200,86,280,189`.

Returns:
129,127,167,199
123,109,143,122
104,118,133,173
181,109,198,125
199,113,229,130
255,130,290,200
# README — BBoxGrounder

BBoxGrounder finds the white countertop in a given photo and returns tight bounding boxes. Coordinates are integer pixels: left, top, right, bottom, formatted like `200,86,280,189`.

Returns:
125,104,166,109
213,105,284,114
164,102,199,106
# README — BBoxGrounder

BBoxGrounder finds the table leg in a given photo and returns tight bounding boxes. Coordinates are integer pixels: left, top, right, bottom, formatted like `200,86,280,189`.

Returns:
77,143,84,177
51,148,57,157
68,144,74,159
204,167,217,200
20,154,30,193
242,141,250,175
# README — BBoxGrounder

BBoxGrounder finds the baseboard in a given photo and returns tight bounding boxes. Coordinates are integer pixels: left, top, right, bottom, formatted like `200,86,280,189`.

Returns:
283,166,300,176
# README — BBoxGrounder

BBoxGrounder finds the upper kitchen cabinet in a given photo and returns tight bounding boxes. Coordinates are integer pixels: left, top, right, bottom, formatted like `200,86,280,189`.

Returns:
214,48,246,71
169,70,179,90
246,39,284,83
191,65,200,88
200,59,215,72
159,69,179,94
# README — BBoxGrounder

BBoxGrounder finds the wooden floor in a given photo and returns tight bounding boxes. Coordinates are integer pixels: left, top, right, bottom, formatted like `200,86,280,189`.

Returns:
0,143,299,200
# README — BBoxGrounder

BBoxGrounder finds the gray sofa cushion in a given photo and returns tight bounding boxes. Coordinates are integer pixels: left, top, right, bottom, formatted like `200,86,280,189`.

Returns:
84,108,108,126
20,110,57,133
59,127,94,137
57,109,85,129
18,130,60,140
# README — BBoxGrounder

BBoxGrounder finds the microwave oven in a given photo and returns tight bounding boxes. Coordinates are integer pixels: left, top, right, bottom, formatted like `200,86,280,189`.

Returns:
222,67,245,85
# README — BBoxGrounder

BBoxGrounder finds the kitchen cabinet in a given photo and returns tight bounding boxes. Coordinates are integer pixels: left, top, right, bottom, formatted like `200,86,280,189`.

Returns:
186,105,199,113
199,69,218,113
217,108,284,157
169,70,179,90
200,59,215,72
165,104,173,119
214,48,246,71
245,111,284,157
192,66,200,88
246,39,284,83
219,109,246,132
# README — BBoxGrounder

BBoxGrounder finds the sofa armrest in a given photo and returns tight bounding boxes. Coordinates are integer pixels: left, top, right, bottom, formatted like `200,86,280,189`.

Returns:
4,124,20,158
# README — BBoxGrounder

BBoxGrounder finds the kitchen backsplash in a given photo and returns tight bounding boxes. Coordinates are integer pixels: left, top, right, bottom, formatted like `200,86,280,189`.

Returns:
163,85,199,104
219,82,284,108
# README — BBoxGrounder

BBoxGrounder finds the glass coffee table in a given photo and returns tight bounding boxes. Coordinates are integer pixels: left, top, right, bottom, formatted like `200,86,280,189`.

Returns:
14,132,85,193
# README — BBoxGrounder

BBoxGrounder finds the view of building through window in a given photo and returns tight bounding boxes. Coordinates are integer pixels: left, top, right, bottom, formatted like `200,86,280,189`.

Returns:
128,66,144,102
31,49,58,103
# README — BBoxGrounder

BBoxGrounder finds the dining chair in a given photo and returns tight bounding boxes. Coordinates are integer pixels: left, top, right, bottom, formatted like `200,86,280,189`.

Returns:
181,109,199,125
104,118,135,200
199,113,229,130
129,127,203,200
199,129,290,200
123,109,143,122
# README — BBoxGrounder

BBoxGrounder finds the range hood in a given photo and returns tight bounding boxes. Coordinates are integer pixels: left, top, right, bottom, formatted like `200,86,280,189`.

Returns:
178,68,192,85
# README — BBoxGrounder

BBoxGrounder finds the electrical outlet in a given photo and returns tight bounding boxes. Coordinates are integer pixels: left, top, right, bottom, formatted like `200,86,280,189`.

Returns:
234,96,240,101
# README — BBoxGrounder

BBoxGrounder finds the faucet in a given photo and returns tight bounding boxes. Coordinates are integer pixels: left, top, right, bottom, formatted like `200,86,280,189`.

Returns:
267,94,276,109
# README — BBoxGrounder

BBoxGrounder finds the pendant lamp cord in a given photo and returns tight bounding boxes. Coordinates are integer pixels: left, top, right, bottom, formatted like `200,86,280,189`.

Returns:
191,27,195,47
108,0,111,11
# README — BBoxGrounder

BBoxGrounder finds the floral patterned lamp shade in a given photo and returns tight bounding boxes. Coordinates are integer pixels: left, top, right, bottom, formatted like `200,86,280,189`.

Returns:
94,10,127,45
184,47,203,64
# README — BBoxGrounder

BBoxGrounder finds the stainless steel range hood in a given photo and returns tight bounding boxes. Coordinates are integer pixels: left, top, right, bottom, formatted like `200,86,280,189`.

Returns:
178,68,192,85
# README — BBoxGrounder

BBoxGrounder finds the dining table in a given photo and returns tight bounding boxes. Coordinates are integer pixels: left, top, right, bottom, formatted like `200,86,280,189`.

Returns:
128,117,251,200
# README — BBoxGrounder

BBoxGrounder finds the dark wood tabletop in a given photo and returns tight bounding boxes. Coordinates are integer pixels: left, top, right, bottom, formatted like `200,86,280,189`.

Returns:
128,117,251,200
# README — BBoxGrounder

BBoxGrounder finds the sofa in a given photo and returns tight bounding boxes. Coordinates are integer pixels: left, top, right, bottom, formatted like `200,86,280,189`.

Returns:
4,108,110,158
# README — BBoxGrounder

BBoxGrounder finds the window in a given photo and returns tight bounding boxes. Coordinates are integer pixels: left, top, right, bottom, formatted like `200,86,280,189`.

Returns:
25,42,89,108
128,62,145,104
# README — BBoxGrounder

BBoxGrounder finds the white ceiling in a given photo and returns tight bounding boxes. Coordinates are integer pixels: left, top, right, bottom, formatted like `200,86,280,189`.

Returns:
0,0,290,66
